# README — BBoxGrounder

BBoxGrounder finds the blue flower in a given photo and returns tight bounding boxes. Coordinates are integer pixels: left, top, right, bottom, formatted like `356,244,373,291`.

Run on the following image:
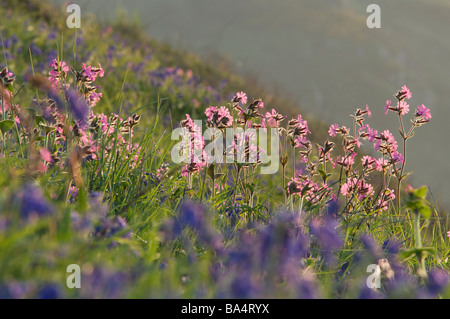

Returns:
65,89,89,129
19,183,53,220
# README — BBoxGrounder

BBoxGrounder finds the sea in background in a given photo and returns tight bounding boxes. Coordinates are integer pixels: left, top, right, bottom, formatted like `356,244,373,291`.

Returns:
51,0,450,208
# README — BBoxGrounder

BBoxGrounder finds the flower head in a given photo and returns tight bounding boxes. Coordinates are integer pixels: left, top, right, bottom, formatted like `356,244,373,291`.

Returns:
365,105,372,118
397,85,412,100
328,124,339,137
397,100,410,115
205,106,233,128
416,104,431,120
384,100,391,115
265,109,286,128
233,91,248,105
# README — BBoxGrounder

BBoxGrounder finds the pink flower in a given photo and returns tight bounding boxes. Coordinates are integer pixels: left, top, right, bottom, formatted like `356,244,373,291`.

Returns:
69,185,79,199
181,114,195,129
335,152,357,168
266,118,277,128
359,125,378,142
48,59,69,88
97,63,105,78
205,106,233,128
375,157,388,171
365,105,372,118
385,100,391,115
82,63,105,82
416,104,431,120
217,106,233,126
294,135,310,149
391,151,404,164
234,91,248,105
447,231,450,239
399,85,412,100
205,106,218,120
377,188,395,210
341,177,357,196
328,124,339,137
265,109,286,128
39,148,53,163
89,91,103,107
340,181,351,196
49,59,69,75
357,180,374,201
397,101,410,115
361,155,375,169
375,130,398,153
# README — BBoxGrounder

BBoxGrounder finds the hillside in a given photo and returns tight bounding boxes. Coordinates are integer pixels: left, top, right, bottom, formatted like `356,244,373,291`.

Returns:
0,0,449,300
52,0,450,207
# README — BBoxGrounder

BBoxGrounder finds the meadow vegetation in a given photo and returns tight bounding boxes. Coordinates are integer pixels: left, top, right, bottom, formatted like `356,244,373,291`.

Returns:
0,0,448,299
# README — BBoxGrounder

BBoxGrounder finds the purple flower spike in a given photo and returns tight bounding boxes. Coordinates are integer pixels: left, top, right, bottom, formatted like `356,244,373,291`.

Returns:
65,89,89,128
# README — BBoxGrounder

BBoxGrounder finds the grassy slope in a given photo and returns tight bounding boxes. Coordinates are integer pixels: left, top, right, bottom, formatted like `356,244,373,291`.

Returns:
0,0,448,299
70,0,450,207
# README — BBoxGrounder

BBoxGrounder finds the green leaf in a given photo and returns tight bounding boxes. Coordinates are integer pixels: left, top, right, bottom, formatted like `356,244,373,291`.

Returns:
5,83,14,94
414,186,428,199
419,205,432,219
35,116,45,126
207,164,215,180
39,124,56,134
0,120,14,134
399,247,436,261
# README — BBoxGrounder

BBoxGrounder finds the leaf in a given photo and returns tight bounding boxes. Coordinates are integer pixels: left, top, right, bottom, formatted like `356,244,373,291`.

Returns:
400,171,414,181
5,83,14,94
418,205,432,219
406,185,431,218
35,116,45,126
399,247,436,261
39,124,56,134
414,186,428,199
207,164,215,180
318,169,328,182
244,182,255,194
0,120,14,134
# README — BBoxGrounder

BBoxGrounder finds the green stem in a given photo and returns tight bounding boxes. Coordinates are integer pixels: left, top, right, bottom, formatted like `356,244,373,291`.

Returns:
299,196,303,218
413,212,422,248
413,211,427,277
397,114,407,212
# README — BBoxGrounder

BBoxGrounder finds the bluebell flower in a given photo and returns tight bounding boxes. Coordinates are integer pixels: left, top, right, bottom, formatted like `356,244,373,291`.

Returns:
19,183,54,220
426,269,449,296
37,284,61,299
29,42,41,56
65,89,89,129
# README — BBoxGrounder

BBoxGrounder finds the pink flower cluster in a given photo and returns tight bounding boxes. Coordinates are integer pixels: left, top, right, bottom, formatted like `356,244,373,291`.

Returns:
180,114,209,177
48,59,69,89
205,106,233,128
36,61,141,171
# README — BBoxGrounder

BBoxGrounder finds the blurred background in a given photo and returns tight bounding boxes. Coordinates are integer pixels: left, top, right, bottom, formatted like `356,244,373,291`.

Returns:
51,0,450,208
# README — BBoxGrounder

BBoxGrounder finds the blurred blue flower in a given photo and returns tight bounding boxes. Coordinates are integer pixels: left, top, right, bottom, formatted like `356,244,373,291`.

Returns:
310,216,342,251
37,284,61,299
426,269,449,296
65,89,89,129
29,42,41,56
19,183,53,220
